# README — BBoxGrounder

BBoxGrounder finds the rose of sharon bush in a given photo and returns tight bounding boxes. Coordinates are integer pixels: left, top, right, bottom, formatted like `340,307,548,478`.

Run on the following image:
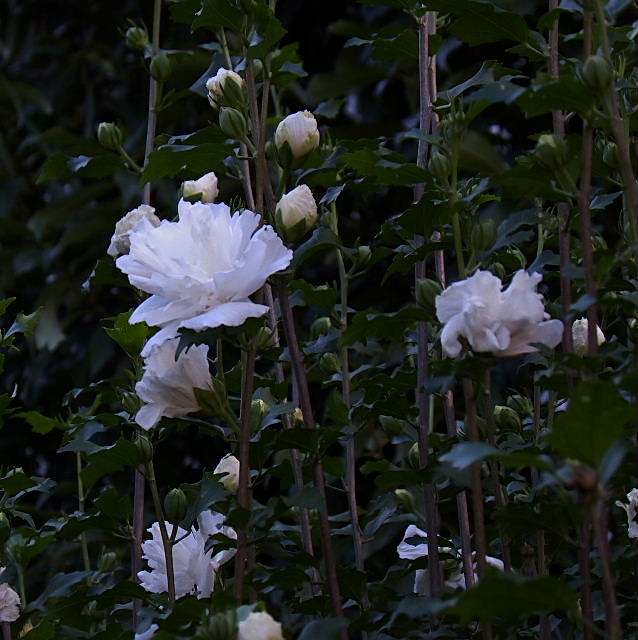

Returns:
135,338,213,430
116,199,292,355
237,611,284,640
138,511,236,599
435,270,563,358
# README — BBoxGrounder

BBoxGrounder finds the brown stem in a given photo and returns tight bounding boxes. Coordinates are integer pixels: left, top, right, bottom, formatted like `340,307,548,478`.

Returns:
2,622,11,640
233,346,257,602
579,517,595,640
245,57,264,214
276,280,346,637
132,463,145,624
142,0,162,205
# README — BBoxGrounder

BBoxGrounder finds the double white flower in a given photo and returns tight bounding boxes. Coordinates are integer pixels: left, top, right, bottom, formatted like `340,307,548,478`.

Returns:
0,568,20,623
435,270,563,358
117,199,292,356
616,488,638,540
138,510,236,599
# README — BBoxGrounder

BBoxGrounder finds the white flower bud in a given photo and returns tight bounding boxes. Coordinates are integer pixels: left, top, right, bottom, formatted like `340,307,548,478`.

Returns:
206,68,245,109
107,204,161,258
275,184,317,241
213,454,240,492
182,172,219,203
274,110,320,160
237,611,284,640
572,318,606,355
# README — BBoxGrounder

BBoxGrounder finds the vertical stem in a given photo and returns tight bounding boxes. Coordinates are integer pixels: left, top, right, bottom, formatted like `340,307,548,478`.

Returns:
76,452,91,573
132,462,145,624
142,0,162,205
414,11,442,602
233,346,257,602
2,623,10,640
276,281,346,638
579,517,595,640
145,460,175,606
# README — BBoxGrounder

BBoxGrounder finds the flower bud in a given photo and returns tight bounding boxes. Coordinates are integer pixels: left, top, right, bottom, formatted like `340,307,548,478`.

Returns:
319,352,341,375
379,415,406,437
206,68,245,110
275,184,318,242
470,218,497,254
310,316,332,339
428,150,451,181
602,141,618,169
254,326,274,350
164,488,188,523
494,405,522,432
219,106,248,141
237,612,283,640
488,261,506,280
274,110,320,165
125,26,148,51
182,172,219,203
292,407,304,426
508,247,527,270
415,278,442,313
196,610,236,640
535,133,568,171
408,442,420,469
582,55,613,93
150,51,171,83
251,398,269,429
98,551,117,572
506,394,533,418
352,245,372,269
572,318,606,355
135,436,154,463
97,122,123,151
213,454,240,492
0,512,10,545
395,489,418,513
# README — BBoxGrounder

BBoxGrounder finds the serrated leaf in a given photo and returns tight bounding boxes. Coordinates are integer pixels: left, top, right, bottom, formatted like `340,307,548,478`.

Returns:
104,310,149,356
6,308,42,339
342,307,428,346
192,0,244,32
18,410,66,434
517,75,593,117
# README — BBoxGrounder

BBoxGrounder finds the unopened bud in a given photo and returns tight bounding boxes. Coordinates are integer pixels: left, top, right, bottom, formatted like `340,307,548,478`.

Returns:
0,512,10,545
164,488,187,523
121,390,142,415
135,436,154,463
571,318,606,355
395,489,418,513
408,442,420,469
582,55,613,93
379,415,406,437
97,122,123,151
254,326,274,350
602,141,618,169
275,184,317,242
415,278,442,313
535,133,568,171
428,150,451,181
219,106,248,141
182,172,219,203
352,245,372,269
98,551,117,572
310,316,332,339
195,610,237,640
506,394,533,418
494,405,522,432
292,407,304,426
206,68,245,110
488,261,506,280
213,454,240,492
125,26,148,51
251,398,269,429
508,247,527,270
150,51,171,82
470,218,497,254
275,110,320,167
319,352,341,375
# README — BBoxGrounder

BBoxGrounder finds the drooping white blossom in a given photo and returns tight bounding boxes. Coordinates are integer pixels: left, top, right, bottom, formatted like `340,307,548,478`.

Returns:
138,511,236,599
182,172,219,203
616,488,638,540
134,338,213,430
435,270,563,358
274,111,320,159
237,611,284,640
572,318,606,355
214,453,240,492
107,204,161,258
0,569,20,623
116,199,292,356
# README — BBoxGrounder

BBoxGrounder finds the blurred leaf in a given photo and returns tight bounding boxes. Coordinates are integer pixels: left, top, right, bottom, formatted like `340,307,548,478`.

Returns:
440,442,498,470
517,75,593,117
18,411,66,435
6,308,41,339
27,571,93,612
297,618,349,640
67,154,125,178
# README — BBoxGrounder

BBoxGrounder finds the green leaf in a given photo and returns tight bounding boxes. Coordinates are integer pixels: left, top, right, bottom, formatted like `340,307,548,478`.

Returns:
448,571,578,624
67,154,124,178
546,380,631,468
5,308,42,339
327,390,349,426
439,442,499,470
283,487,324,511
517,75,593,118
0,298,15,316
104,310,149,356
18,411,66,434
81,438,140,492
192,0,244,32
342,307,428,345
297,618,349,640
292,227,342,270
27,571,93,612
249,3,286,58
340,149,427,186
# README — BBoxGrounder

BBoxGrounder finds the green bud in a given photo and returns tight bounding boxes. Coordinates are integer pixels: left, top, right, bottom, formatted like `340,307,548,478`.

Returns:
509,247,527,270
254,326,274,350
379,415,406,437
395,488,418,514
222,75,246,110
582,55,613,93
251,59,264,81
122,390,142,415
0,512,10,545
195,610,237,640
506,394,533,418
150,51,171,83
319,352,341,375
535,133,568,171
415,278,442,313
164,488,188,523
488,261,506,280
602,141,618,169
408,442,420,469
97,122,123,151
125,26,149,51
219,106,248,141
428,150,451,182
470,218,497,254
135,436,154,463
591,233,607,252
251,398,269,429
494,405,522,432
310,316,332,340
352,245,372,270
98,551,117,572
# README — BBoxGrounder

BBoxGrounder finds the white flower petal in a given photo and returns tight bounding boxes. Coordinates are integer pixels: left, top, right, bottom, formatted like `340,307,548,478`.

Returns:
397,525,429,560
180,302,270,331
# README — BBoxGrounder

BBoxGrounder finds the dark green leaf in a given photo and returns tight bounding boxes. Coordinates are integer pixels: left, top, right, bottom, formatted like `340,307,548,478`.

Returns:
297,618,349,640
342,307,428,345
104,310,149,356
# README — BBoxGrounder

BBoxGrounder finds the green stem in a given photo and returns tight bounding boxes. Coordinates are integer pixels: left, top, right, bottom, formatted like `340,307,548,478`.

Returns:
117,146,143,173
16,565,25,609
146,460,176,606
76,452,91,573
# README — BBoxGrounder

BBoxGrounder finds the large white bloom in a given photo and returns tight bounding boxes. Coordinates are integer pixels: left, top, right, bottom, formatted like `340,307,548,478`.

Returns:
135,338,213,430
616,488,638,540
107,204,161,258
0,569,20,623
138,511,236,599
435,270,563,358
397,526,503,594
117,199,292,356
274,111,320,159
237,611,284,640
